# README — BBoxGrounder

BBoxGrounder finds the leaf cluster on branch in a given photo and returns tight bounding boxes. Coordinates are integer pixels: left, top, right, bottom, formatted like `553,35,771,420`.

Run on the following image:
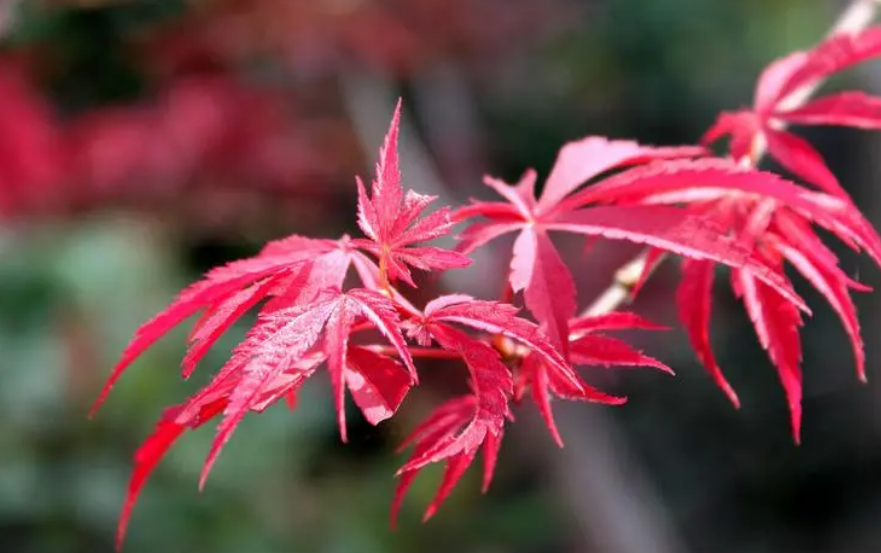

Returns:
93,23,881,550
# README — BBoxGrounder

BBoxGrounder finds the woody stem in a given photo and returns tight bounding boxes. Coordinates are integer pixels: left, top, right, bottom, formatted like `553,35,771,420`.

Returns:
578,0,880,319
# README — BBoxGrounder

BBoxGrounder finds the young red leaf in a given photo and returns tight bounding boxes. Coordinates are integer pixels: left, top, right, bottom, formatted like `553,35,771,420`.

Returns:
516,310,670,445
390,396,475,526
545,205,807,312
677,258,740,407
569,311,667,335
456,150,812,352
511,227,577,352
353,99,470,285
704,27,881,196
771,217,867,382
325,294,416,441
773,27,881,106
777,92,881,129
421,295,583,392
566,157,881,267
91,253,317,415
735,271,804,443
393,324,511,523
345,346,412,425
764,129,844,197
116,382,263,550
701,111,757,160
754,52,808,113
569,334,671,373
535,136,704,214
116,415,185,551
181,270,300,378
578,148,879,438
196,286,415,485
199,292,340,486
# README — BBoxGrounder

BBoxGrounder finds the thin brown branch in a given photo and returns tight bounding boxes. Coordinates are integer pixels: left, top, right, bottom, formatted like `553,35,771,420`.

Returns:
579,0,881,320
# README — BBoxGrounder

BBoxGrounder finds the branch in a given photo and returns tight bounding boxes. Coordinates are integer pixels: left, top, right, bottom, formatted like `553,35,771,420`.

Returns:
580,0,881,319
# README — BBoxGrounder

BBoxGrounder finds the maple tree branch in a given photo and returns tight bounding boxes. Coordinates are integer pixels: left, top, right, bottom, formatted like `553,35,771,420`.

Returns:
579,0,881,320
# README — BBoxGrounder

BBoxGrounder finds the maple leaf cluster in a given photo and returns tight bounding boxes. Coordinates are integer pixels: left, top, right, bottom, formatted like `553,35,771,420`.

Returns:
94,27,881,549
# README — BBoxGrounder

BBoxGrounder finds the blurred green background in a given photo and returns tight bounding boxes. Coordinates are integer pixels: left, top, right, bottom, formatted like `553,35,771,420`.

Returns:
3,1,881,552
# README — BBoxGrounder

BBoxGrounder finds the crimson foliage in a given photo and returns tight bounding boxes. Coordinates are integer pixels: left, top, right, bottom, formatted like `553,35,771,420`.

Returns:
94,27,881,549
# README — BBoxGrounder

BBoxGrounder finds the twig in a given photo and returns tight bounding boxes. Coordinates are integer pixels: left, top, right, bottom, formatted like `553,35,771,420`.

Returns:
579,0,881,320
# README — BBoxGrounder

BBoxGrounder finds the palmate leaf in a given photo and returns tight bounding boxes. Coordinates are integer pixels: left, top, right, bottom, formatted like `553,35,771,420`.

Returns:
455,144,810,352
515,312,670,446
110,284,417,548
579,148,881,441
116,350,325,550
419,295,582,390
353,99,470,285
91,254,315,414
704,26,881,196
393,324,511,523
92,235,388,414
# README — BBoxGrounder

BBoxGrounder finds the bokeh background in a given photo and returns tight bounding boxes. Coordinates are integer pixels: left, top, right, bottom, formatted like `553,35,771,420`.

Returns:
3,0,881,552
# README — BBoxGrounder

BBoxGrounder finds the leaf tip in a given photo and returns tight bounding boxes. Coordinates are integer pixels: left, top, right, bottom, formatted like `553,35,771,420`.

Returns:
422,505,438,523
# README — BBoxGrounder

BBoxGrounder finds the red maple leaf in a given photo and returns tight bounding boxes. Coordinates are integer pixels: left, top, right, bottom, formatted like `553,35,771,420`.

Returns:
97,100,517,547
91,234,385,414
384,292,601,522
515,311,671,446
454,137,807,353
391,325,510,524
352,99,471,287
114,347,326,549
391,300,514,525
703,26,881,196
113,285,416,547
577,155,881,441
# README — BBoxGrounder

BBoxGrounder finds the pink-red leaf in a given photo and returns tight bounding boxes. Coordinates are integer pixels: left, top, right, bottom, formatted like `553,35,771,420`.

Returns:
536,136,704,214
774,27,881,107
677,258,739,407
200,292,338,486
345,346,412,425
777,91,881,129
700,111,758,160
755,51,808,113
393,325,511,523
116,415,185,550
545,205,807,312
569,311,667,336
511,227,577,352
736,271,804,443
424,296,585,392
181,271,298,379
354,99,470,284
326,296,358,443
569,334,672,373
347,288,418,383
92,254,315,415
774,236,865,383
764,129,846,197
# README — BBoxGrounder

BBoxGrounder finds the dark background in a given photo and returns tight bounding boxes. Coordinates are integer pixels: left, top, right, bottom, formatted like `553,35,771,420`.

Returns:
1,1,881,552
